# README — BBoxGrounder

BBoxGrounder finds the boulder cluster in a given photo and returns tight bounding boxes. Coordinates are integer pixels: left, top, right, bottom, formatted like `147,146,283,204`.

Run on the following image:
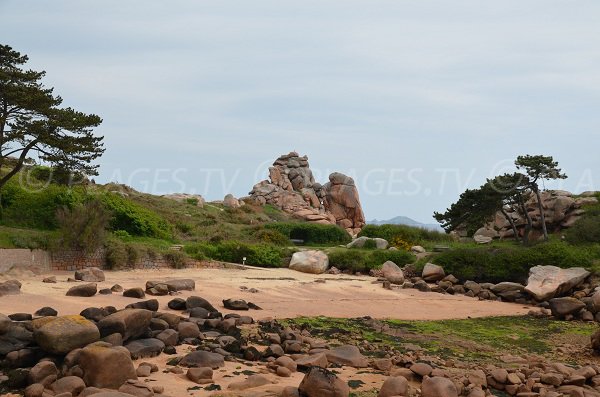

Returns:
470,190,598,243
377,262,600,325
248,152,365,236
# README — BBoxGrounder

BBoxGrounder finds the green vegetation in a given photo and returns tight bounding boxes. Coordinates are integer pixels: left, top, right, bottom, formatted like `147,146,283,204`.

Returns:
264,222,351,245
359,223,452,248
100,192,173,240
327,248,415,273
432,240,600,283
56,199,110,253
565,192,600,245
284,316,596,364
184,241,293,268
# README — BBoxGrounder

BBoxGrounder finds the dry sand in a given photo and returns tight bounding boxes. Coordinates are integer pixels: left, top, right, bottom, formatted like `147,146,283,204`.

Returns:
0,266,531,320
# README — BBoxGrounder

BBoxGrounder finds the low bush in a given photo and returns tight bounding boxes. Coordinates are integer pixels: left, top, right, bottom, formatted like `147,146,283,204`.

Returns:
163,250,187,269
0,179,86,229
252,229,290,246
56,199,111,253
327,248,415,273
185,241,289,268
359,224,452,246
104,238,144,270
264,222,351,245
100,192,173,240
564,215,600,245
433,241,597,283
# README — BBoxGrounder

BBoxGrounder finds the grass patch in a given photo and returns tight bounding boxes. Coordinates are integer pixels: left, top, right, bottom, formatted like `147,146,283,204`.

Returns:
327,248,415,273
284,316,597,364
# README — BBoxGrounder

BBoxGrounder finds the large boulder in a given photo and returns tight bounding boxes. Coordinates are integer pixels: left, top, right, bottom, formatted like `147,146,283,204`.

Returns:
180,350,225,369
378,376,409,397
0,313,11,334
422,263,445,282
66,283,97,297
75,267,105,282
298,366,350,397
146,279,195,296
549,297,586,318
125,338,164,359
524,266,590,301
324,345,368,368
381,261,404,284
0,280,21,296
422,376,458,397
289,251,329,274
33,315,100,354
79,342,137,388
223,194,241,208
97,309,152,341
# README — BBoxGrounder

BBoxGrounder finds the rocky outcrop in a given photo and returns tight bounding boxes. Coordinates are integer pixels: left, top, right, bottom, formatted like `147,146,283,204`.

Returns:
248,152,365,236
162,193,205,207
524,265,590,301
471,190,598,241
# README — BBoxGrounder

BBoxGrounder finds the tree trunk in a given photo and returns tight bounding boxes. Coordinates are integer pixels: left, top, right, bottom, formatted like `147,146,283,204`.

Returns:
534,188,549,241
519,196,533,245
500,208,520,244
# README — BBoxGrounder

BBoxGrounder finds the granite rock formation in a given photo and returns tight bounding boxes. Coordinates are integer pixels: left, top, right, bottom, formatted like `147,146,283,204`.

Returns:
248,152,365,236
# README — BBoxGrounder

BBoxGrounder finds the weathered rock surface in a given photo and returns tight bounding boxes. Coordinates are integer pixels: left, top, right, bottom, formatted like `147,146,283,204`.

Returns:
33,315,100,354
97,309,153,341
66,283,97,297
422,263,445,282
145,279,195,296
422,376,458,397
75,267,105,282
381,261,404,284
298,366,350,397
0,279,22,296
248,152,365,236
549,297,586,318
79,342,137,388
525,265,590,301
180,350,225,368
324,345,368,368
289,250,329,274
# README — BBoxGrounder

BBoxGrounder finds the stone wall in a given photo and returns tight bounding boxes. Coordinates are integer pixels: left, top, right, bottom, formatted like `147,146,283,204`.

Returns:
50,249,105,271
0,248,224,272
0,249,51,272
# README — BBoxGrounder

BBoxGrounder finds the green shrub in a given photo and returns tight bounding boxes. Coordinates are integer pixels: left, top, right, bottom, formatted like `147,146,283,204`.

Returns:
264,222,351,245
564,215,600,245
359,224,452,246
253,229,290,246
105,239,128,270
0,179,86,229
433,241,597,283
185,241,287,268
163,250,187,269
56,199,111,253
185,197,200,206
100,193,173,240
361,239,377,250
175,221,193,235
327,248,415,273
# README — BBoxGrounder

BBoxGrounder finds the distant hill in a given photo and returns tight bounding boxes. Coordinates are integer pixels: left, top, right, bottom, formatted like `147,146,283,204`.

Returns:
368,216,444,232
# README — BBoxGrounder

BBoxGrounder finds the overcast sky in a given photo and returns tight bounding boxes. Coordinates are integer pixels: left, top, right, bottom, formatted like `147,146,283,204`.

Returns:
2,1,600,223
